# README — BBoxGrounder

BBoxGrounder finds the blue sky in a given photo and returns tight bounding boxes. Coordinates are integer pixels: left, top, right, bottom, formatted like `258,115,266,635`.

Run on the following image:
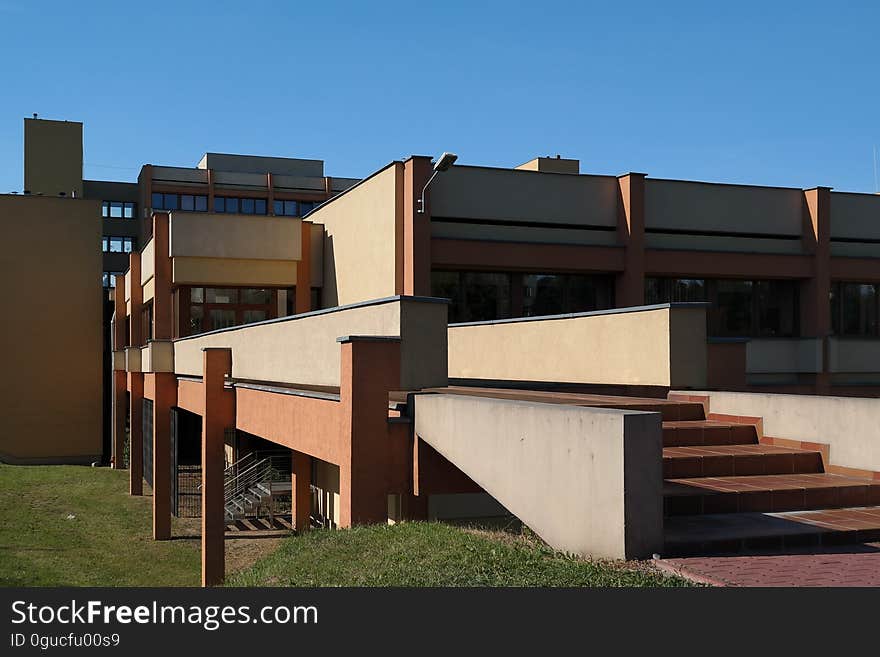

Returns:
1,0,878,193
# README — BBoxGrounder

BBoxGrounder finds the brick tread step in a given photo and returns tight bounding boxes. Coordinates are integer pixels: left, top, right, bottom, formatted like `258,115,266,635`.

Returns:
663,420,758,447
663,444,823,478
663,506,880,556
664,473,880,515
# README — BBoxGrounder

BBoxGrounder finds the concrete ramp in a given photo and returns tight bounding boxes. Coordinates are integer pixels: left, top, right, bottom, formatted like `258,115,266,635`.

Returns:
412,393,663,560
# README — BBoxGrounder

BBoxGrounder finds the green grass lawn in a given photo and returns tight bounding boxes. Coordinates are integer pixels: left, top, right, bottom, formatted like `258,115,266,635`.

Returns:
229,522,692,587
1,464,690,587
0,464,200,587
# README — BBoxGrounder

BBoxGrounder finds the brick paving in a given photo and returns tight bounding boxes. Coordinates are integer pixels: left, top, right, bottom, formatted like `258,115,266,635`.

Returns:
657,543,880,587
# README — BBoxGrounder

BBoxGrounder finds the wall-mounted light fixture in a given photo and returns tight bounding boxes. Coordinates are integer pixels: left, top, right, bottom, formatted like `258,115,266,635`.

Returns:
417,152,457,214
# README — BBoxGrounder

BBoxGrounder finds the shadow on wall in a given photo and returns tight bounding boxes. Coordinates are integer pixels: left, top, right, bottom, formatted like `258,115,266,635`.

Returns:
322,234,338,308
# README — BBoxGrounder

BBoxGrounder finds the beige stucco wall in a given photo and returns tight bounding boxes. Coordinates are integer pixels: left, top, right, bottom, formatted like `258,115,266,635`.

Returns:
429,166,618,227
172,257,297,287
314,164,402,307
173,297,448,390
169,212,302,261
448,306,707,388
646,179,804,236
675,390,880,473
23,118,83,198
140,238,154,286
414,394,663,559
141,341,174,373
0,195,101,463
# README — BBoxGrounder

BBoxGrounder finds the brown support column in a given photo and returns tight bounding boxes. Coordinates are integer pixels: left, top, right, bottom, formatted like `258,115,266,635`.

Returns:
201,348,233,587
128,252,143,347
112,371,127,470
152,372,177,541
295,221,312,314
206,169,215,212
291,451,312,532
266,173,275,215
802,187,832,393
128,372,144,495
140,164,153,240
338,336,403,527
152,213,174,340
615,173,647,308
402,157,433,296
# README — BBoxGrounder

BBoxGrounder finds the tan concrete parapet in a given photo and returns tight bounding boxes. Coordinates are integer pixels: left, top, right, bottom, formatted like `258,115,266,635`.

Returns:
112,350,126,371
142,340,174,373
448,303,707,389
125,346,142,373
413,393,663,559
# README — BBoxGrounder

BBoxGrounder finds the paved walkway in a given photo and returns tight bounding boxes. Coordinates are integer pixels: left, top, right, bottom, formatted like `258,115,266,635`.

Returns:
656,543,880,586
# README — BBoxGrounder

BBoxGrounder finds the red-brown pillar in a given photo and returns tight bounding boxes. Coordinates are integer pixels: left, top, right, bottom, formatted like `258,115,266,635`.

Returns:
152,372,177,541
111,276,127,470
128,372,144,495
201,348,233,587
402,157,433,296
152,213,174,340
266,173,275,215
615,173,647,308
295,221,312,314
802,187,832,393
291,451,312,532
338,336,403,527
128,252,143,347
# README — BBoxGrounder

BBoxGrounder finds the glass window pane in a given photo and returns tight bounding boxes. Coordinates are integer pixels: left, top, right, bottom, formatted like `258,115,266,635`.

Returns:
523,274,564,317
255,199,267,215
299,201,314,215
242,310,267,324
102,237,108,252
842,283,878,337
209,309,237,330
181,195,194,211
214,197,225,213
102,201,110,218
755,280,797,337
710,280,753,337
151,193,163,209
225,197,239,213
206,288,238,304
241,198,255,214
124,202,135,218
110,202,123,218
195,195,208,211
109,238,123,253
240,288,271,304
190,287,204,303
163,194,178,210
123,238,133,253
462,272,511,322
189,305,204,334
273,200,284,216
284,200,298,216
431,271,462,322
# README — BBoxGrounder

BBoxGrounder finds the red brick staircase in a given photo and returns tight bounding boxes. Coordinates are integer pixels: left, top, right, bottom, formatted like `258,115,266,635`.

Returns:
657,404,880,556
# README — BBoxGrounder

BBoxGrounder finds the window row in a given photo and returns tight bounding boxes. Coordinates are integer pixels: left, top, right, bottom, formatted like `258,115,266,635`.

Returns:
645,277,799,338
832,282,880,337
182,286,286,337
102,236,135,253
102,272,123,288
432,271,615,324
102,201,136,219
150,192,317,216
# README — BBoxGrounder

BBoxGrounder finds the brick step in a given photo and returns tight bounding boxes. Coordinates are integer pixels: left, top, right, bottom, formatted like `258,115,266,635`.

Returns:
663,507,880,557
664,473,880,516
663,444,823,478
663,421,758,447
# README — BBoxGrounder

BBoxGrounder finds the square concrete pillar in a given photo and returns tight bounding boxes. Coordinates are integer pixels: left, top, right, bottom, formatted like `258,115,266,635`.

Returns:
292,451,312,532
128,373,144,495
111,371,127,469
151,372,177,541
615,172,647,308
201,348,233,587
294,221,312,314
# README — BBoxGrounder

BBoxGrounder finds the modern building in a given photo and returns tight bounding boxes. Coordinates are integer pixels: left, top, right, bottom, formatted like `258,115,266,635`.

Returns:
0,194,103,463
107,152,880,586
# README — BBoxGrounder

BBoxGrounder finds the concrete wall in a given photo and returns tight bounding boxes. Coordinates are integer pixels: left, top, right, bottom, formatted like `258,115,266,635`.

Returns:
448,304,707,388
413,394,663,559
829,338,880,375
169,212,302,261
173,296,447,390
0,196,102,463
197,153,324,178
645,179,804,236
674,389,880,473
429,165,618,228
746,338,823,374
23,118,83,198
312,164,403,307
